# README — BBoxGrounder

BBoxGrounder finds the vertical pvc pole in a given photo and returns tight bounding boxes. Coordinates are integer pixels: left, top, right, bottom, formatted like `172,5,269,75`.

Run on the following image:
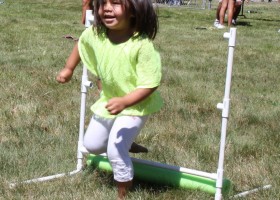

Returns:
77,10,94,169
215,28,236,200
77,67,90,169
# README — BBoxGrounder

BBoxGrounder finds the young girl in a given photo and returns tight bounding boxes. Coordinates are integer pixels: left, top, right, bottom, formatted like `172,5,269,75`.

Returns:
56,0,163,199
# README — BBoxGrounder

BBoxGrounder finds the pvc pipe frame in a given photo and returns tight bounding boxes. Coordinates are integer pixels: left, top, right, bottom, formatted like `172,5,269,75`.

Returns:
9,12,239,199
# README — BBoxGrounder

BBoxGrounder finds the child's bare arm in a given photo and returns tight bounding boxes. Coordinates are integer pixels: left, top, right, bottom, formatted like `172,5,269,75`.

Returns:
105,87,157,115
96,78,102,92
56,43,80,83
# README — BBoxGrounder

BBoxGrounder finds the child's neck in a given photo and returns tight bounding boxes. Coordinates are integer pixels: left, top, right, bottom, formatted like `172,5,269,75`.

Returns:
107,28,134,44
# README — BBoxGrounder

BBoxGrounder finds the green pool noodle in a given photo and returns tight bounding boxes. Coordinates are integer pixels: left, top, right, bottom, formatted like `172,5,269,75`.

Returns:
87,154,231,195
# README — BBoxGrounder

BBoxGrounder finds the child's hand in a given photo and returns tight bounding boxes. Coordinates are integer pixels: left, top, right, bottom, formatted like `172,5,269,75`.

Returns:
105,97,127,115
56,68,73,83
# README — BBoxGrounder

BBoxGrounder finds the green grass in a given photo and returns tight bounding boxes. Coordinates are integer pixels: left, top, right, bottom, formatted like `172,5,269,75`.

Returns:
1,0,280,199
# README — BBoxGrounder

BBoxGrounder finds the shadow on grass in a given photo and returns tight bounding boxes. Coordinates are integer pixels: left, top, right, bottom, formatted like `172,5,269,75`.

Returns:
249,17,280,23
236,21,252,27
83,166,170,196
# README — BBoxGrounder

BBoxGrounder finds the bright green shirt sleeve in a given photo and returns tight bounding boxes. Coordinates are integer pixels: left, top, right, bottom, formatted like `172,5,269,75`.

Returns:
78,27,99,77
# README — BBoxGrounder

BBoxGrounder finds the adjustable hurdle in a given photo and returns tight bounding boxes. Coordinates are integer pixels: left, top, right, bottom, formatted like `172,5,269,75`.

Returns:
86,27,238,200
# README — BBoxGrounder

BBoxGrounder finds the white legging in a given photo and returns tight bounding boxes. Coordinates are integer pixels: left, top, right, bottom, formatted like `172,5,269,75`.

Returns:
83,114,148,182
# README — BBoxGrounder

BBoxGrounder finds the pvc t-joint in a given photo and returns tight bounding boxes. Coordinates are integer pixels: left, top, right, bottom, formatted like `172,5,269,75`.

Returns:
223,28,236,47
83,80,93,88
217,103,223,110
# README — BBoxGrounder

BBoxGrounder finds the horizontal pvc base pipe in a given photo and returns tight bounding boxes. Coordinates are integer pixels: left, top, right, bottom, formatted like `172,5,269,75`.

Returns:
9,168,82,188
87,154,231,195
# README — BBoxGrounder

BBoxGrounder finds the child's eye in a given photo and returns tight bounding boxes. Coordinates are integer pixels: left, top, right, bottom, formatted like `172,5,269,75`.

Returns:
112,0,122,4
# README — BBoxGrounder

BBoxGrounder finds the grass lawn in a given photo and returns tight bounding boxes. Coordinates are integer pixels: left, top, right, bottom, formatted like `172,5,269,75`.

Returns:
0,0,279,199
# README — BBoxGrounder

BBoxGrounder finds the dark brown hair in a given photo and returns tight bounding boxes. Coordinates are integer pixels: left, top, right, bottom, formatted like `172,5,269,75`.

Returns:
93,0,158,40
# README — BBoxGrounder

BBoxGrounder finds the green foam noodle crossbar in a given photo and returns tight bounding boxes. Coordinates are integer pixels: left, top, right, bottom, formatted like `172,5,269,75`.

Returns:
87,154,231,195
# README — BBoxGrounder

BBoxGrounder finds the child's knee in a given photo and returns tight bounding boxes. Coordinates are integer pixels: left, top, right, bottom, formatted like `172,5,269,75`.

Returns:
107,140,130,160
83,140,106,154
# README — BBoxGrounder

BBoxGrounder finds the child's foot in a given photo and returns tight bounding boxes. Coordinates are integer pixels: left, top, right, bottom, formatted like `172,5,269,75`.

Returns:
129,142,148,153
117,180,132,200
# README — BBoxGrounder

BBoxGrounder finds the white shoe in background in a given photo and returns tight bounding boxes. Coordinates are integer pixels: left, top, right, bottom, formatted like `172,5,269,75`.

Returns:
214,19,220,28
217,24,225,29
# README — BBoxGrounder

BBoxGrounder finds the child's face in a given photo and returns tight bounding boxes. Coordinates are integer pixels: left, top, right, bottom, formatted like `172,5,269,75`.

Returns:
98,0,132,31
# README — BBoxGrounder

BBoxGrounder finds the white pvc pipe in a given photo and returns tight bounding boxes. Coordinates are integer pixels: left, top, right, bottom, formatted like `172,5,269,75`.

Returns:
230,185,272,198
9,170,81,188
215,28,237,200
85,10,94,28
77,65,92,170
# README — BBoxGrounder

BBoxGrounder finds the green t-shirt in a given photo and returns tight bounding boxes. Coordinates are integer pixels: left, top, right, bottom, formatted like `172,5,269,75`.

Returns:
78,27,163,118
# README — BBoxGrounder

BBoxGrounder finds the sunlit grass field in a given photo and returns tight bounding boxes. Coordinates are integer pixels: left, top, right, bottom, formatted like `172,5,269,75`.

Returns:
1,0,279,199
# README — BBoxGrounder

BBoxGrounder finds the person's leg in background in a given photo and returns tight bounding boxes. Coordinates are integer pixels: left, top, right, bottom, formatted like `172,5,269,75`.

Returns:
219,0,235,28
232,0,242,25
226,0,235,27
214,0,222,28
218,0,228,29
